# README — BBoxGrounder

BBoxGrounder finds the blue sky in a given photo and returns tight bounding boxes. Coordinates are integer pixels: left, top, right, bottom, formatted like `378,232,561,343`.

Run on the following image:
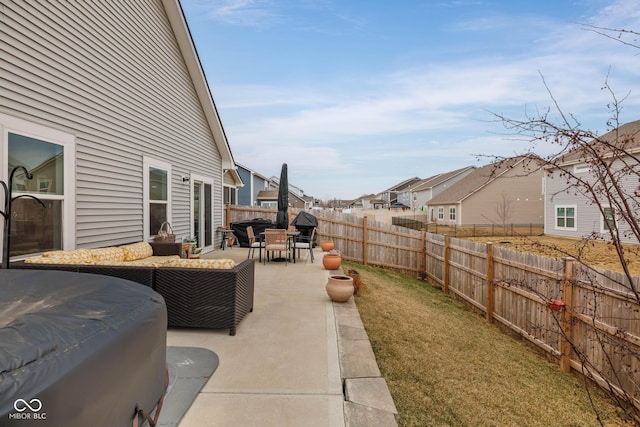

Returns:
181,0,640,200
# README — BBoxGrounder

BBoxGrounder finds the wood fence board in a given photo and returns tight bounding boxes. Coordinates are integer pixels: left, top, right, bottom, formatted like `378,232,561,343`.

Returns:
230,206,640,406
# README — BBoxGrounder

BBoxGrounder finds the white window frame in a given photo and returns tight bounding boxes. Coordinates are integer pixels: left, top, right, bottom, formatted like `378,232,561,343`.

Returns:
143,157,172,241
555,205,577,231
449,206,456,221
190,173,214,251
437,207,444,220
262,201,277,209
574,163,589,173
601,205,616,233
0,114,76,255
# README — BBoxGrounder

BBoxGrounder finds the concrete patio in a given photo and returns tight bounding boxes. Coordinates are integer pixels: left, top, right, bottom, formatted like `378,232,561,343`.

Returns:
166,245,397,426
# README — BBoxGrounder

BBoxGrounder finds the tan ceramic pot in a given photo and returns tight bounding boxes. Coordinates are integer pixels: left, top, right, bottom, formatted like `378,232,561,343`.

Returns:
320,240,334,251
325,275,354,302
322,252,341,270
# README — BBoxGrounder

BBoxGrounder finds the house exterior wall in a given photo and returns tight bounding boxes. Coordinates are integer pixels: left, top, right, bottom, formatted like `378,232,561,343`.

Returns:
544,160,639,243
252,175,268,203
0,0,224,249
237,166,253,206
429,163,544,225
413,169,475,209
462,165,544,225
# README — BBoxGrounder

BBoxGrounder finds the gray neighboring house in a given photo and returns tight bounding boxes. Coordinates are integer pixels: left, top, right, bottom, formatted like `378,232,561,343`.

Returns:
544,120,640,243
1,0,243,259
256,189,307,209
427,156,544,225
379,177,422,207
399,166,476,212
236,163,270,206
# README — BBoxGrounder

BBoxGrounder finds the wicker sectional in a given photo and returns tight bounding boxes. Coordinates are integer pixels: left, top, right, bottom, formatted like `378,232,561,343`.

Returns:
11,242,255,335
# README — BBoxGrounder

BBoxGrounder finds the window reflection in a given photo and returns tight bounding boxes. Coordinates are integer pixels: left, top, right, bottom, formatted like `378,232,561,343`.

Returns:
8,133,64,255
8,133,64,195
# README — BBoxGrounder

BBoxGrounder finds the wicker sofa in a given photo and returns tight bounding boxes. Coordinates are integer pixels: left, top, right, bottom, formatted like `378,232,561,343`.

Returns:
11,242,255,335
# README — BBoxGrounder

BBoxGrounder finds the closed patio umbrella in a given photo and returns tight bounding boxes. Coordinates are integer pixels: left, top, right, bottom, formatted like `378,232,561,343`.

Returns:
275,163,289,229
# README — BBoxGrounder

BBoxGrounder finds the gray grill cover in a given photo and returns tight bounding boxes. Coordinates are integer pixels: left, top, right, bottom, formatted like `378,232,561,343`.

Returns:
0,270,167,426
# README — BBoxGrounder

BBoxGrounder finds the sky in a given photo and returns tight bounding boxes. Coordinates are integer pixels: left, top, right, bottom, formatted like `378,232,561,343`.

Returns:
180,0,640,200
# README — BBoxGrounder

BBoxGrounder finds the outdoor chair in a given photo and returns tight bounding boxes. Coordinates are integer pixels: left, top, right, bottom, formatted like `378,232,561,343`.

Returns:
295,227,316,263
246,226,264,260
264,228,290,264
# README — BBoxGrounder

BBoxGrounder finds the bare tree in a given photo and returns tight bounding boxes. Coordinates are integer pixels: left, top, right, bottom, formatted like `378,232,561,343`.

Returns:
495,191,513,235
489,26,640,424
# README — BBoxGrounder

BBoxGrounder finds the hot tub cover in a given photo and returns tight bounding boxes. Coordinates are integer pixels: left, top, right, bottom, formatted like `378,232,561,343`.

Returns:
0,269,167,426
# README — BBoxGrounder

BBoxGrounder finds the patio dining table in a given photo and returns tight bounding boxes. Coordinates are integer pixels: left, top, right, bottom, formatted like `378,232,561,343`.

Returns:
258,230,300,263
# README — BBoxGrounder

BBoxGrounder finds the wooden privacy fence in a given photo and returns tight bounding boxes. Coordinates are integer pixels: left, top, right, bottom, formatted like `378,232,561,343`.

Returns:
228,206,640,408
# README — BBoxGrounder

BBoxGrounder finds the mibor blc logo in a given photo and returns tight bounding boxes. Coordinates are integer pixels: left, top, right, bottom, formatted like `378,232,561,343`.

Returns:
8,398,47,421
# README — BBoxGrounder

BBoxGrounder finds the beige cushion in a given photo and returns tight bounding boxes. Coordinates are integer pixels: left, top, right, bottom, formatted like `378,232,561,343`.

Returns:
25,249,93,265
89,247,125,263
120,242,153,261
95,255,179,267
162,258,236,269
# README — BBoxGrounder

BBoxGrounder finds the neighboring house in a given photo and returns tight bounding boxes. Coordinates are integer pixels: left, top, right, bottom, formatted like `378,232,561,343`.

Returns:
351,194,385,209
236,163,270,206
256,189,307,209
1,0,243,259
268,177,305,199
544,120,640,243
406,166,476,211
379,177,422,207
427,156,544,225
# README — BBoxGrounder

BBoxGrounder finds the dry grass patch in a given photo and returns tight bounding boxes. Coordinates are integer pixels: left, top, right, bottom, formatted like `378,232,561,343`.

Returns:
347,260,631,426
465,235,640,276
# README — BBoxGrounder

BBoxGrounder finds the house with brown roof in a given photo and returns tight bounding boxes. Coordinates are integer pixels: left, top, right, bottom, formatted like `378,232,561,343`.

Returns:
397,166,476,211
378,177,422,207
1,0,243,258
544,120,640,243
426,156,544,225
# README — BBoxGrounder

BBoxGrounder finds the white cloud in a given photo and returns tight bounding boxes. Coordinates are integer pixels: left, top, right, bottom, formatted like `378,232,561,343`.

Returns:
188,0,640,198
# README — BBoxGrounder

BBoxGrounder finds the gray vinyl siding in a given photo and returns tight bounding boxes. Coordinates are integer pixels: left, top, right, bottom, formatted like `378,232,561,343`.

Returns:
544,162,639,243
1,1,224,247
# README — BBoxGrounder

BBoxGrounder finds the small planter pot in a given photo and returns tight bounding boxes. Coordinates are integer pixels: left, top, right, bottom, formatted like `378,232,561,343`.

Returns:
325,275,355,302
320,240,334,252
322,252,341,270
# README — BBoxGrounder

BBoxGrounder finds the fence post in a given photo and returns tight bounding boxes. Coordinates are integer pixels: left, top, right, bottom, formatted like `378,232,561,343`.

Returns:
560,257,575,373
225,203,232,229
486,242,494,323
363,215,368,265
443,235,450,294
421,231,427,280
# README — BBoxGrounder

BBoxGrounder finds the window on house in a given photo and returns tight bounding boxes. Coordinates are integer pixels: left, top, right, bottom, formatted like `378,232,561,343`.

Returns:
437,207,444,220
8,133,65,256
262,201,277,209
602,206,615,233
449,207,456,221
574,164,589,173
556,206,576,230
144,158,171,238
224,186,236,205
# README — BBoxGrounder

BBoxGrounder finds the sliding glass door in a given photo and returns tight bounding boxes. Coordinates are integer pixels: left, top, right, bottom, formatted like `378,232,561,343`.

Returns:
192,176,213,251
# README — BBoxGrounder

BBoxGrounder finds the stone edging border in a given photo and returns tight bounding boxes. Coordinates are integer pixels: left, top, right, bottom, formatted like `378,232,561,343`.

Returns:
332,297,399,427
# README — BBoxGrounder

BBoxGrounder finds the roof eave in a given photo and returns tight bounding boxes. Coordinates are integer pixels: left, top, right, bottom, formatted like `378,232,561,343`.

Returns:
162,0,235,169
